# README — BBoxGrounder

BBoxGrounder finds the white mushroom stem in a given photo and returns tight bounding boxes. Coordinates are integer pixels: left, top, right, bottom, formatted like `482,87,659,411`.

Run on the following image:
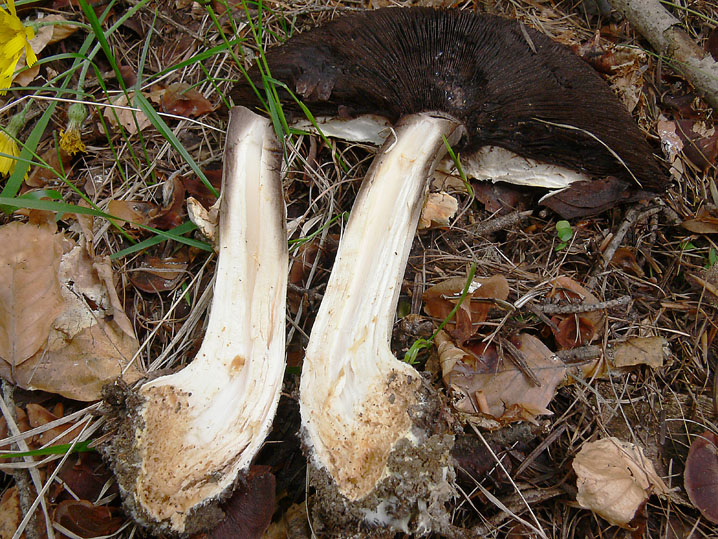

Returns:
301,113,463,500
125,107,287,533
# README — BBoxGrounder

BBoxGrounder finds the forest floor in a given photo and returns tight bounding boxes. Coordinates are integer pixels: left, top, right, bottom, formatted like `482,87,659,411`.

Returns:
0,0,717,537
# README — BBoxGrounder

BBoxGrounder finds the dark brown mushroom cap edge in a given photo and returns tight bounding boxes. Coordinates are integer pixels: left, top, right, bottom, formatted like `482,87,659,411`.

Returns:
233,7,666,214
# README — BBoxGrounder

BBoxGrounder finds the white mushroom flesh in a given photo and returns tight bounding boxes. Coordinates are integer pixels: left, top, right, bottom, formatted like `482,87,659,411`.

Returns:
129,107,287,532
300,112,463,500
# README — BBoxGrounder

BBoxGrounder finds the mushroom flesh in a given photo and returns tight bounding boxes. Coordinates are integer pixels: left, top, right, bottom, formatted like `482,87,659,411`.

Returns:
107,106,288,534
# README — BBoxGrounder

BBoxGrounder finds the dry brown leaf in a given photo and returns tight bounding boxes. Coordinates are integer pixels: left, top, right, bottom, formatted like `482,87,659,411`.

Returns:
684,430,718,524
573,437,669,528
54,499,124,537
0,488,23,539
682,207,718,234
107,199,157,228
161,82,215,118
0,222,141,400
129,252,189,293
418,191,458,229
26,403,83,448
0,222,66,367
25,145,74,187
612,336,667,369
103,92,151,134
547,276,603,349
424,274,509,342
440,333,566,425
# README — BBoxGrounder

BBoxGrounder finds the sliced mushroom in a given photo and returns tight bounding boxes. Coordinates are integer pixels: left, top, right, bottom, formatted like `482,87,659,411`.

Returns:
235,7,665,532
107,107,287,534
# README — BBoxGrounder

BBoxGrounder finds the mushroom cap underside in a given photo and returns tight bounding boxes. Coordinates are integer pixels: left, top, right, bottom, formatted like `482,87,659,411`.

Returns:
234,7,665,192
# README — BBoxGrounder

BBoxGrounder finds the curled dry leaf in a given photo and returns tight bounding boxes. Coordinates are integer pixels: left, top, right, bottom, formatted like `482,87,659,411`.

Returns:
0,221,142,401
109,177,185,232
129,251,189,293
684,430,718,524
417,191,458,230
573,437,669,528
546,276,603,350
54,499,124,537
438,331,566,425
187,196,219,245
610,247,644,277
161,82,215,118
207,466,276,539
108,199,157,229
424,274,509,343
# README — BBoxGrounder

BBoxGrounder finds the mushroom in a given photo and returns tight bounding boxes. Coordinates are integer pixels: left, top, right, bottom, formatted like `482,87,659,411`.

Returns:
235,7,665,532
107,107,288,534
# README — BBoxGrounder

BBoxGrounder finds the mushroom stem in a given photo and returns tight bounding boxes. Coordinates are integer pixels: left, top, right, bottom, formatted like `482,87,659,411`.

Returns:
112,107,287,534
301,113,462,501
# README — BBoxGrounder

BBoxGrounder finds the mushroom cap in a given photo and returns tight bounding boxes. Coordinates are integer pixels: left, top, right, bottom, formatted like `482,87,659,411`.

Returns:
234,7,665,192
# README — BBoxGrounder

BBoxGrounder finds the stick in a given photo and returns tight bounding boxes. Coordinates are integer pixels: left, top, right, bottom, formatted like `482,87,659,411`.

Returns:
608,0,718,110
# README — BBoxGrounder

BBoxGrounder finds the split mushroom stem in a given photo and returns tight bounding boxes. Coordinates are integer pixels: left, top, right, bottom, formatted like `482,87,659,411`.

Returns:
111,107,287,534
301,113,463,500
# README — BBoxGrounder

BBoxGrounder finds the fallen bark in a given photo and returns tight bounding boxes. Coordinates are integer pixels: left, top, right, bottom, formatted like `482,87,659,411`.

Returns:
609,0,718,109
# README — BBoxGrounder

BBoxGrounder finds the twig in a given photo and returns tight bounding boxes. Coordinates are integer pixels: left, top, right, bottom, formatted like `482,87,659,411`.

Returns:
0,381,44,539
588,205,662,287
608,0,718,110
537,295,631,314
500,337,541,387
470,210,533,235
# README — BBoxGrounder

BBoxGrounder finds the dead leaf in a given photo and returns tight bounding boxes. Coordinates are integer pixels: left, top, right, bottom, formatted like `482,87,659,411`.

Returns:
612,336,667,369
610,247,644,277
418,192,458,229
682,206,718,234
26,145,74,187
103,92,151,134
161,82,214,118
207,466,275,538
182,168,222,208
473,181,532,214
26,403,83,448
439,332,566,425
187,197,219,245
148,176,185,230
573,437,669,528
107,200,157,228
0,488,23,539
129,252,189,293
0,222,142,400
424,275,509,343
53,499,124,537
546,276,603,349
541,177,647,219
57,452,119,503
674,120,718,171
0,407,29,449
0,222,66,367
684,431,718,524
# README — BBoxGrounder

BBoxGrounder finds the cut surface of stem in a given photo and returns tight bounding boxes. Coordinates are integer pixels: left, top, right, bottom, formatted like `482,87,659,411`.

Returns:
301,113,462,501
112,107,287,533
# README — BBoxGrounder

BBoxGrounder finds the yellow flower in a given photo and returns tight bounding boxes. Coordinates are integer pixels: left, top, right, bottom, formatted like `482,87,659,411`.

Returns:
0,130,20,176
0,0,37,95
0,111,25,176
60,103,87,155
